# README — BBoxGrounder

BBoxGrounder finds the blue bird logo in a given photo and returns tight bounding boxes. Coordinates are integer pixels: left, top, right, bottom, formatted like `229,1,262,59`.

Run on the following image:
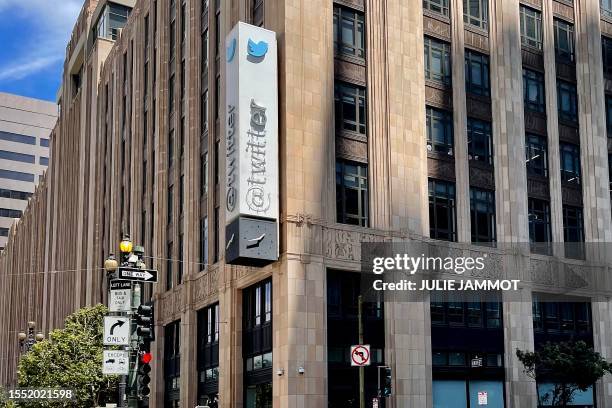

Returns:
247,39,268,58
226,38,237,62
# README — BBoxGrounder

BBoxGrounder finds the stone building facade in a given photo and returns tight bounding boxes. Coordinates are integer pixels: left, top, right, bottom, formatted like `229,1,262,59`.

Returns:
2,0,612,407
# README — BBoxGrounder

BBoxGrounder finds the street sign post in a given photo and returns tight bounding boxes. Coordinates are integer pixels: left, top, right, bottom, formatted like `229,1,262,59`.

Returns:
350,344,371,367
109,280,132,312
103,316,130,346
118,267,158,283
103,350,130,375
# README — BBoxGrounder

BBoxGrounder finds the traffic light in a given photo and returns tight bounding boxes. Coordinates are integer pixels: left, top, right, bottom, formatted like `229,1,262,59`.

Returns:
135,303,155,341
137,350,152,397
382,367,392,397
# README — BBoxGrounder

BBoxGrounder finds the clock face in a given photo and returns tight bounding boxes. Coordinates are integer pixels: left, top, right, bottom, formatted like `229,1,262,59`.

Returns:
226,216,278,265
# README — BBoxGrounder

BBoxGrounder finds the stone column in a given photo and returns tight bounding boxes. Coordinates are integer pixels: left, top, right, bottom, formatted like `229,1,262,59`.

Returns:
591,298,612,407
218,273,242,408
542,0,565,250
574,0,612,247
451,0,471,243
490,0,530,244
180,308,198,406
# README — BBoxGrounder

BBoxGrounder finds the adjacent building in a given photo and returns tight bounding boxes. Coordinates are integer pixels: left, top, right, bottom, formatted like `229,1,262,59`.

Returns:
0,92,56,250
3,0,612,407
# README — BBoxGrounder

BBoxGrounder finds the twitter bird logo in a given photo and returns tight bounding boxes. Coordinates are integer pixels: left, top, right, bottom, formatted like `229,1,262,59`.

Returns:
247,39,268,59
227,38,237,62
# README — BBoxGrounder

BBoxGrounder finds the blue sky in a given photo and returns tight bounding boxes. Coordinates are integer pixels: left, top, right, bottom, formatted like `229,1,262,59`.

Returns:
0,0,82,102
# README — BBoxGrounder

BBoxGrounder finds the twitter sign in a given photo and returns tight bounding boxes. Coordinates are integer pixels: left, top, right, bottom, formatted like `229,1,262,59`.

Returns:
225,22,279,265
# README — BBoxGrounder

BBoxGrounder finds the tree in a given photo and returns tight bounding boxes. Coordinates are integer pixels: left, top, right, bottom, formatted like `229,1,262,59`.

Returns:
16,304,118,407
516,340,612,407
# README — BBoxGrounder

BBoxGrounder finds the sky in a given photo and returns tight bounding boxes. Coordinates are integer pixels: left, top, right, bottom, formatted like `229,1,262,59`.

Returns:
0,0,82,102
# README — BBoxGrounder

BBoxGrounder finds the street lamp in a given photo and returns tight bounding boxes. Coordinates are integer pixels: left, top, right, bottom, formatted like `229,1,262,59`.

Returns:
104,254,119,273
18,321,44,353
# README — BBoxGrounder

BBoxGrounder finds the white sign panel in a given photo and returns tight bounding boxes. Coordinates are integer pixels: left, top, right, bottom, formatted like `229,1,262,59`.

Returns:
350,344,371,367
102,350,129,375
103,316,130,346
109,280,131,312
478,391,488,405
225,22,278,224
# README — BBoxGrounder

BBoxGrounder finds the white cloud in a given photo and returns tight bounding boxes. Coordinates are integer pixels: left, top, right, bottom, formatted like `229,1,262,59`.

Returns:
0,0,82,82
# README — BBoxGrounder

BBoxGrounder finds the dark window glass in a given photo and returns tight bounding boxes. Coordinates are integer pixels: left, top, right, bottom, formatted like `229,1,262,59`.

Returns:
560,142,580,184
465,50,490,96
0,227,8,236
0,131,35,145
554,19,574,62
197,303,219,402
526,134,548,177
243,279,273,355
201,151,208,196
563,205,584,258
168,185,174,223
423,0,449,16
169,129,175,167
0,189,32,200
178,234,183,284
39,138,49,147
0,150,35,164
429,179,457,241
603,36,612,78
528,198,552,252
333,5,365,59
167,241,174,290
606,95,612,134
557,80,578,123
520,5,543,49
169,74,176,114
467,118,492,164
470,188,496,244
464,0,488,29
430,294,502,329
253,0,264,27
0,208,23,218
523,69,545,113
0,169,34,183
200,216,208,268
604,2,612,22
164,320,181,402
426,107,454,155
335,82,367,135
424,37,452,85
336,160,369,227
533,298,591,335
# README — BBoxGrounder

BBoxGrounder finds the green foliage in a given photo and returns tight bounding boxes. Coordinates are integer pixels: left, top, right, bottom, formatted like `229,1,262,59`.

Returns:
16,304,118,408
516,340,612,407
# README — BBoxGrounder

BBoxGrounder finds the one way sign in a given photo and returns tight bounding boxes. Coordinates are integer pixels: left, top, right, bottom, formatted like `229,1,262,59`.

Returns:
103,316,130,345
118,267,158,283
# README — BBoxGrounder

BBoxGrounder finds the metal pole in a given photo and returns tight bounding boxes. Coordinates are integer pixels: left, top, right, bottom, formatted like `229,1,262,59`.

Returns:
358,295,364,408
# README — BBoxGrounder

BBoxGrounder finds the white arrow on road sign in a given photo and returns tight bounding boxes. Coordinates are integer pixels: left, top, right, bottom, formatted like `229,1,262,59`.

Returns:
118,267,158,283
103,316,130,346
103,350,129,375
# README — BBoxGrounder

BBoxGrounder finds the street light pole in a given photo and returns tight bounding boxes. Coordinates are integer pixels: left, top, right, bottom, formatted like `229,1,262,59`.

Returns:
358,295,365,408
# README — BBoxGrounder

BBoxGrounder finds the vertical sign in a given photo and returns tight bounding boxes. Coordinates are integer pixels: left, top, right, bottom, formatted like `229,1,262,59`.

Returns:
478,391,488,405
109,280,131,312
225,22,279,265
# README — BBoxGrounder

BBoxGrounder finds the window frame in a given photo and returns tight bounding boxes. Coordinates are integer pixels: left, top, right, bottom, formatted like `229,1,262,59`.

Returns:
557,80,578,123
559,142,581,184
424,36,452,85
333,5,366,59
426,106,454,155
525,133,549,178
523,68,546,113
429,179,457,242
467,118,493,165
423,0,450,17
336,160,369,227
470,187,496,244
334,81,367,135
520,5,543,50
463,0,488,30
465,49,490,96
554,18,575,62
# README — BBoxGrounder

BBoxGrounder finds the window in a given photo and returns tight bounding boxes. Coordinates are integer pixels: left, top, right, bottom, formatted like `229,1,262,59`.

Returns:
528,198,552,248
470,188,496,243
200,216,208,268
0,150,35,164
39,138,50,147
603,0,612,19
423,0,449,16
201,89,209,134
603,36,612,77
520,6,543,49
0,228,8,237
465,50,490,96
335,82,367,135
554,19,574,62
168,129,175,167
523,69,545,113
179,175,184,216
164,321,181,403
333,5,365,59
0,208,23,218
95,3,131,40
525,134,548,177
424,37,451,85
243,279,273,366
336,160,369,227
426,107,454,155
178,235,183,284
0,131,35,145
557,80,578,123
253,0,264,26
467,118,493,164
197,303,219,403
560,142,580,184
167,241,174,290
464,0,488,29
430,295,502,329
533,299,591,335
168,185,174,223
0,189,32,200
429,179,457,241
0,169,34,183
169,74,175,114
170,20,176,62
607,95,612,134
201,151,208,196
563,205,584,258
39,157,49,166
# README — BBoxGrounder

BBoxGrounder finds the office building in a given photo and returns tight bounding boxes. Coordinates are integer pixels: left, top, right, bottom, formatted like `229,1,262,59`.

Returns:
2,0,612,406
